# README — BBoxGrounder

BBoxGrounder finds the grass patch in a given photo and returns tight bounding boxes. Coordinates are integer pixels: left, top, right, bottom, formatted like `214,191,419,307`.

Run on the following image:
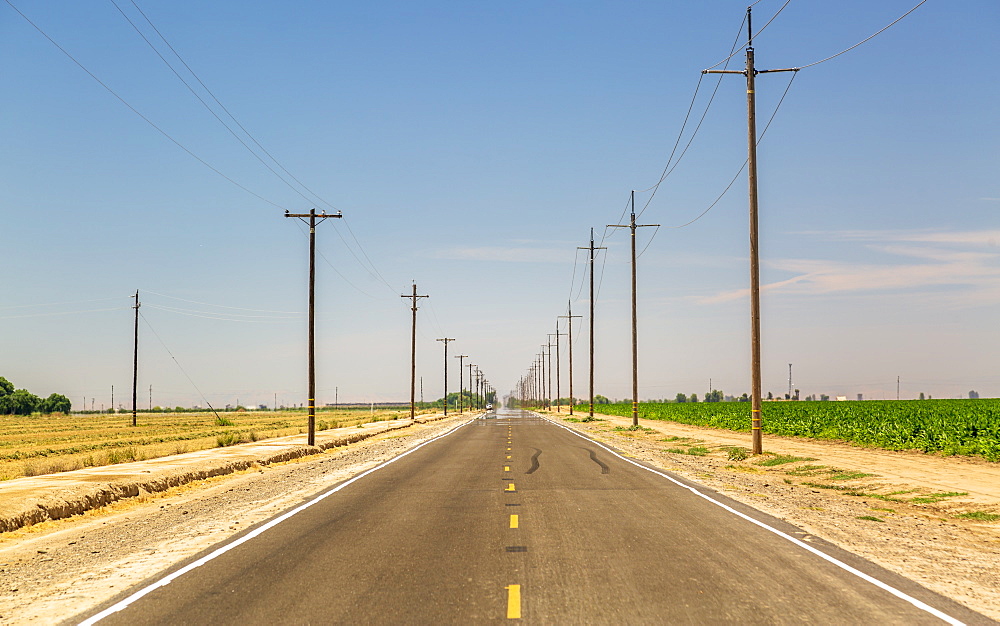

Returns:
828,470,874,481
954,511,1000,522
870,507,896,513
910,492,968,504
686,446,710,456
662,436,693,443
563,417,582,423
785,464,828,476
856,516,884,522
726,447,749,461
614,425,654,433
783,478,792,484
215,415,235,427
802,481,852,491
580,416,603,422
844,491,904,502
216,433,240,447
665,448,687,454
756,455,816,466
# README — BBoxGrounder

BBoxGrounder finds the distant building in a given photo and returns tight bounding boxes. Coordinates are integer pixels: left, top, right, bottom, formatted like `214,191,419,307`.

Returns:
835,396,847,402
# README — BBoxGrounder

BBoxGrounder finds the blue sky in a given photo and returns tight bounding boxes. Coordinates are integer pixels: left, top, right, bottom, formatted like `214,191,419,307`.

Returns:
2,0,997,409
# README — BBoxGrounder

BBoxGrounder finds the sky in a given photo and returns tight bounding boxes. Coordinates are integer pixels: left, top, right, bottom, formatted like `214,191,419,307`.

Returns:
2,0,998,410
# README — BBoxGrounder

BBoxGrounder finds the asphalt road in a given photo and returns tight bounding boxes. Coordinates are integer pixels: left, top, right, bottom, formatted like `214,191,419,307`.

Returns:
80,408,989,625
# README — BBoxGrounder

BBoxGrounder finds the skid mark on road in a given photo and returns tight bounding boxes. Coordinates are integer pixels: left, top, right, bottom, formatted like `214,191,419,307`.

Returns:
583,447,610,474
526,448,542,474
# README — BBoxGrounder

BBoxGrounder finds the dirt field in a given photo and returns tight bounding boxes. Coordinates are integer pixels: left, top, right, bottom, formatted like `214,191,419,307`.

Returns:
0,408,422,481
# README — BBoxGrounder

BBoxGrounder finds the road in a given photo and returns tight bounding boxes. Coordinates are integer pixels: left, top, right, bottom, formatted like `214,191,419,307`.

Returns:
80,408,988,624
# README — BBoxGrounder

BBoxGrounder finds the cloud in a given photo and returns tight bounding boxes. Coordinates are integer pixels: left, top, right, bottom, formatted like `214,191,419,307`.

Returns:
431,246,572,264
699,229,1000,305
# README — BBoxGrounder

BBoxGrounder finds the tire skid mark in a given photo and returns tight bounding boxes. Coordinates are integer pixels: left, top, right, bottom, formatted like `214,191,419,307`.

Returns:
526,448,542,474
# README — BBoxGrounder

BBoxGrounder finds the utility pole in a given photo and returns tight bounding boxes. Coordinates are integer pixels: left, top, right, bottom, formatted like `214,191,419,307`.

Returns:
454,354,468,414
559,302,582,415
149,384,152,411
468,363,475,411
609,191,658,426
132,290,140,427
111,385,114,415
546,336,555,410
897,376,900,401
335,386,338,408
539,349,547,409
401,283,429,420
579,228,606,418
704,7,797,454
420,376,424,404
437,338,454,415
550,327,561,412
285,208,342,446
789,364,793,399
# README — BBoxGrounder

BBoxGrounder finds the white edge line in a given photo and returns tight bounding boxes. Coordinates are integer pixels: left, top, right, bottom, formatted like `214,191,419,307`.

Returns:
78,417,476,626
543,415,965,626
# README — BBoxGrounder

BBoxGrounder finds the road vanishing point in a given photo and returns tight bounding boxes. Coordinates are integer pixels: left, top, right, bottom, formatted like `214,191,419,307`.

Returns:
79,409,989,625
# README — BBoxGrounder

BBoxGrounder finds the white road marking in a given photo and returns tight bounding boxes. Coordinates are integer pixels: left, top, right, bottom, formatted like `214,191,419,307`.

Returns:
77,418,475,625
545,416,966,626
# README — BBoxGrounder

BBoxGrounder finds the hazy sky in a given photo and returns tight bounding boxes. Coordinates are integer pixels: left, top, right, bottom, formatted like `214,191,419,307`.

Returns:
2,0,997,409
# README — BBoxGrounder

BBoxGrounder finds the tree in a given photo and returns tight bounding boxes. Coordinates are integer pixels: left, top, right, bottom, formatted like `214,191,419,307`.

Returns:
689,393,699,403
820,394,830,401
919,392,925,400
0,376,13,397
675,393,686,403
767,391,773,400
969,390,980,399
0,389,40,415
705,389,724,403
593,394,611,405
39,393,71,414
739,393,749,402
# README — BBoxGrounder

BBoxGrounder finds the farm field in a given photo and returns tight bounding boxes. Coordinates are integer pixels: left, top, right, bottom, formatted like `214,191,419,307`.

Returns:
591,399,1000,461
0,407,421,480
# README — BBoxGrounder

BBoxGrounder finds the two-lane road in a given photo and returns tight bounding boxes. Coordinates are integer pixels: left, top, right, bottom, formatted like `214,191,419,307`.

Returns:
81,409,988,624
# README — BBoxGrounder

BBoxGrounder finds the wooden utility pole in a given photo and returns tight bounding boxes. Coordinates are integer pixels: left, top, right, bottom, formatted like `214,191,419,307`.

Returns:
550,327,561,412
538,349,547,409
131,290,139,427
454,354,468,413
437,338,455,415
609,191,658,426
468,363,475,410
400,283,429,420
579,228,606,418
559,302,582,415
704,7,797,454
285,208,342,446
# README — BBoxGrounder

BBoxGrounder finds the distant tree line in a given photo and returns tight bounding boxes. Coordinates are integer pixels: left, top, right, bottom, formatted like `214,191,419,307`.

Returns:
0,376,71,415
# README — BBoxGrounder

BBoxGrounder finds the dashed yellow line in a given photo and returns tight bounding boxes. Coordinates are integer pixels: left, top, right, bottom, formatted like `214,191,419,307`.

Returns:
510,514,519,528
504,465,510,472
506,455,511,460
506,584,521,619
505,483,516,492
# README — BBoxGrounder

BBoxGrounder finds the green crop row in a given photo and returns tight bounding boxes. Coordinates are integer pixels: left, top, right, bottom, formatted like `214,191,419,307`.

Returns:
591,399,1000,461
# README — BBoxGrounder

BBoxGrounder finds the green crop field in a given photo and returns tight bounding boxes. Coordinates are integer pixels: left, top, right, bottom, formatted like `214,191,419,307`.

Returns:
591,399,1000,461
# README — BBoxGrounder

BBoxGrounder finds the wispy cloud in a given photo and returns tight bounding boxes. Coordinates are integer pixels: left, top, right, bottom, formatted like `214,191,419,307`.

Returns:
700,229,1000,305
431,246,572,264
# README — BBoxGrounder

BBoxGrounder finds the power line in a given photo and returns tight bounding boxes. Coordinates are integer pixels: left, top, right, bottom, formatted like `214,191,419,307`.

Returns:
123,0,340,211
797,0,928,69
142,290,301,314
702,0,792,71
108,0,321,208
3,0,286,209
139,311,221,419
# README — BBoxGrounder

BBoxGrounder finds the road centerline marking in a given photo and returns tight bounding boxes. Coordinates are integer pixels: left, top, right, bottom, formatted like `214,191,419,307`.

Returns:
505,483,516,492
510,514,519,528
506,584,521,619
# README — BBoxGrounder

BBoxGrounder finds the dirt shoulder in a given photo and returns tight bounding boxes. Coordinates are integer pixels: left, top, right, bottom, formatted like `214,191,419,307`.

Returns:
0,414,470,625
548,409,1000,622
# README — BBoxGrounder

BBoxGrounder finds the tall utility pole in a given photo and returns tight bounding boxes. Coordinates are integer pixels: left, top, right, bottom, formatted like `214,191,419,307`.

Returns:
131,290,140,427
788,364,793,399
579,228,606,418
609,191,658,426
468,363,475,411
149,384,152,411
704,7,797,454
437,338,455,415
111,385,114,415
546,336,555,410
539,349,547,408
454,354,468,414
285,208,342,446
559,302,582,415
897,376,900,401
401,283,429,420
550,328,561,412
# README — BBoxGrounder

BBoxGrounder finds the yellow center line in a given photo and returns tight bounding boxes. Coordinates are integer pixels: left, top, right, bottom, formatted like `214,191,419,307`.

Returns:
506,455,511,460
504,465,510,472
506,584,521,619
510,514,519,528
505,483,515,492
